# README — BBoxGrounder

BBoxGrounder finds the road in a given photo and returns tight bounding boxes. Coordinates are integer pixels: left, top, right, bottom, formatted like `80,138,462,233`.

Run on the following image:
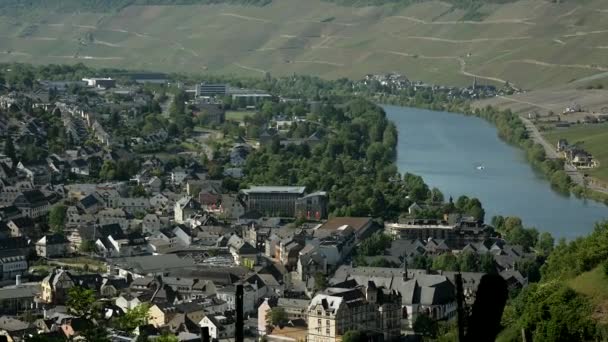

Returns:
521,116,608,194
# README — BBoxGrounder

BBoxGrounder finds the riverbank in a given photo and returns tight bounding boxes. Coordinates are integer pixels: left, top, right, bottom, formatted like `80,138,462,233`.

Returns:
376,94,608,205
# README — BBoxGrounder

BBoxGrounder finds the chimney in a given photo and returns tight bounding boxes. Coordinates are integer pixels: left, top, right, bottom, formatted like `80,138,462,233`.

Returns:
15,275,21,287
402,258,408,281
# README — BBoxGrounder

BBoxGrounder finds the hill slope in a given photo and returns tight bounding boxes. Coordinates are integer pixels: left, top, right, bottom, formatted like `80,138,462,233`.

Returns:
1,0,608,89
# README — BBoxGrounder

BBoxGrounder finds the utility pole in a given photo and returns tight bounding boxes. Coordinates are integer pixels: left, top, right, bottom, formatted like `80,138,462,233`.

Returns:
236,284,244,342
455,273,466,342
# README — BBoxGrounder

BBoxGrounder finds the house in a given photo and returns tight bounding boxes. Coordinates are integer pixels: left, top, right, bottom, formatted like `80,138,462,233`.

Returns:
278,239,304,270
7,217,38,239
60,317,94,339
297,246,327,282
147,177,163,194
0,316,34,339
0,206,22,222
386,219,494,250
115,294,142,313
219,194,245,220
35,234,70,258
0,254,27,281
78,193,104,215
277,298,310,321
226,235,258,266
556,139,569,152
307,284,401,342
0,284,39,315
173,225,193,247
99,277,128,298
97,208,128,231
116,197,151,215
40,269,75,304
199,314,235,340
70,159,90,176
142,214,163,234
330,266,458,329
0,238,31,261
150,193,170,210
16,162,52,185
12,190,50,219
174,197,201,224
316,217,374,241
108,254,196,278
96,231,147,258
149,303,179,328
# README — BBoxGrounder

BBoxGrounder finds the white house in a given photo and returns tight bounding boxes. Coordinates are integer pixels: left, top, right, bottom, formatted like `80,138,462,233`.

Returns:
199,314,235,340
174,196,200,224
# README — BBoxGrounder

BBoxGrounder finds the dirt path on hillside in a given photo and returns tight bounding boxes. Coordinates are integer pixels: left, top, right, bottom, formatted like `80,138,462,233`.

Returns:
391,15,536,26
293,60,344,67
220,13,272,24
563,29,608,38
510,59,608,71
496,95,554,110
401,35,532,43
234,63,266,74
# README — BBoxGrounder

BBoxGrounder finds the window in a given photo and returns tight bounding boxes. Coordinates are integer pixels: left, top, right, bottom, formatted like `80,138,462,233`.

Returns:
326,328,330,335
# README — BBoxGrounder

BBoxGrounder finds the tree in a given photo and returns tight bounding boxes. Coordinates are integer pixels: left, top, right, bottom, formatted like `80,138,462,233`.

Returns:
536,232,554,256
266,307,288,327
457,251,479,272
81,325,110,342
155,333,179,342
358,232,392,256
130,185,147,198
80,240,96,253
413,315,438,337
3,134,16,164
342,331,367,342
99,161,117,180
479,253,496,274
314,272,328,290
432,254,459,271
115,304,150,331
67,286,96,317
48,204,67,234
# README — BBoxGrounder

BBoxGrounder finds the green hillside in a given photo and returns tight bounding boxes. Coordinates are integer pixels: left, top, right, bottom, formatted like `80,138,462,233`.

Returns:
0,0,607,89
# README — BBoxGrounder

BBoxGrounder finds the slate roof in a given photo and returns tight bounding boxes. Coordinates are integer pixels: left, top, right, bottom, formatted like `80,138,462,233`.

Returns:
79,193,100,209
37,234,69,245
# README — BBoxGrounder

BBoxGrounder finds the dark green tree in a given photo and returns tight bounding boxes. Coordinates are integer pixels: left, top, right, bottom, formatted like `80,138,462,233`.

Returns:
48,204,67,234
67,286,96,317
413,315,438,338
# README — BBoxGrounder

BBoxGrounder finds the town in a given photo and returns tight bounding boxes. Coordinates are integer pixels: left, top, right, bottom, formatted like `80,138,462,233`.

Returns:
0,66,544,342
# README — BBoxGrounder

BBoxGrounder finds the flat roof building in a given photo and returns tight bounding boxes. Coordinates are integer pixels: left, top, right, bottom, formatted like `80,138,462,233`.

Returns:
241,186,307,217
196,84,228,97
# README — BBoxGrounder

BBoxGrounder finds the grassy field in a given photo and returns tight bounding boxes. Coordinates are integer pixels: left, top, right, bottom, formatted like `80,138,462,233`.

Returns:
1,0,608,89
568,266,608,305
543,123,608,182
226,111,255,122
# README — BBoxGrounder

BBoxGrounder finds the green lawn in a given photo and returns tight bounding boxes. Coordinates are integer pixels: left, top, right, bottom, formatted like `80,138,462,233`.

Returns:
568,265,608,305
543,123,608,182
226,111,255,122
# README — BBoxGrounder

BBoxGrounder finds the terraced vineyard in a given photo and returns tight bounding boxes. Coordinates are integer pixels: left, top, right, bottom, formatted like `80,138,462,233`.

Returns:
1,0,608,89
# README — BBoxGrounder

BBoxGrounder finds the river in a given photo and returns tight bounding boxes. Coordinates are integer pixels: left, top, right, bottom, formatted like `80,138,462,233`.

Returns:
384,105,608,239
